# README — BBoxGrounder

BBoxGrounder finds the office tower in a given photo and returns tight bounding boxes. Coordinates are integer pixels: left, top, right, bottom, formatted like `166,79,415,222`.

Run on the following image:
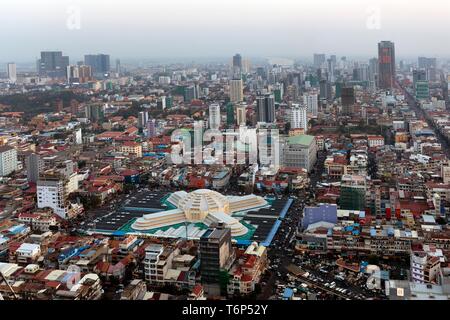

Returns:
6,63,17,83
353,64,369,82
115,59,121,74
242,58,251,73
290,104,308,132
327,58,335,82
256,94,275,123
378,41,396,89
157,96,166,110
184,85,199,103
413,70,429,100
319,79,332,101
166,96,173,108
230,78,243,103
413,69,427,83
233,53,242,72
273,83,284,103
256,67,266,80
415,81,430,100
418,57,437,69
26,153,44,183
236,103,247,126
335,81,343,99
200,224,235,296
138,111,149,129
84,54,110,76
146,119,156,138
226,102,235,127
304,93,319,116
313,54,326,68
339,175,367,211
85,104,105,122
341,87,355,115
38,51,70,78
369,58,379,82
209,103,221,130
340,56,347,69
0,146,18,177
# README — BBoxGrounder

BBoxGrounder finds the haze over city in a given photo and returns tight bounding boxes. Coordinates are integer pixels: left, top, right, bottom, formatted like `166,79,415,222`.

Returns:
2,0,450,63
3,0,450,311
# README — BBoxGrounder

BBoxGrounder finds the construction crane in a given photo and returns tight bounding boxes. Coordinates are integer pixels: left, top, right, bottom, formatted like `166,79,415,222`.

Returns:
0,270,18,300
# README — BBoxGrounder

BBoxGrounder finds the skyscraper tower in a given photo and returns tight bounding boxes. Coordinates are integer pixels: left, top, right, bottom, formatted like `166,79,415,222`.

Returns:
232,53,243,78
378,41,396,89
38,51,69,78
209,103,221,130
256,94,275,124
84,54,110,76
233,54,242,70
314,54,326,68
229,78,243,103
6,63,17,83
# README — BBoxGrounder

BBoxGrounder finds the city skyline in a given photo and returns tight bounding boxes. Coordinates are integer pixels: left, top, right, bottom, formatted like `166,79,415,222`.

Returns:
2,0,450,62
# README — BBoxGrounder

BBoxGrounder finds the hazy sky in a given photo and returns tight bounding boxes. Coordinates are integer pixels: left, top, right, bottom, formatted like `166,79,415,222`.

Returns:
2,0,450,62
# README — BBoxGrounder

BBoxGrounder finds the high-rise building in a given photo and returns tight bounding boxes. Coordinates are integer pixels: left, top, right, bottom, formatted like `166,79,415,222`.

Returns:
327,58,335,82
413,69,427,83
157,96,166,110
290,104,308,132
0,146,18,177
138,111,149,129
200,224,235,296
184,85,199,103
339,175,367,211
146,119,157,138
353,64,369,82
418,57,437,70
85,104,105,122
273,83,284,103
281,135,317,173
415,81,430,100
230,78,243,103
38,51,69,78
37,175,72,219
209,103,221,130
313,54,326,68
233,54,242,71
378,41,396,89
6,63,17,83
413,70,429,100
67,65,92,83
84,54,110,76
369,58,379,82
304,93,319,116
341,87,355,115
319,80,332,101
256,94,275,123
26,153,44,183
236,103,247,126
226,102,235,127
115,59,121,74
